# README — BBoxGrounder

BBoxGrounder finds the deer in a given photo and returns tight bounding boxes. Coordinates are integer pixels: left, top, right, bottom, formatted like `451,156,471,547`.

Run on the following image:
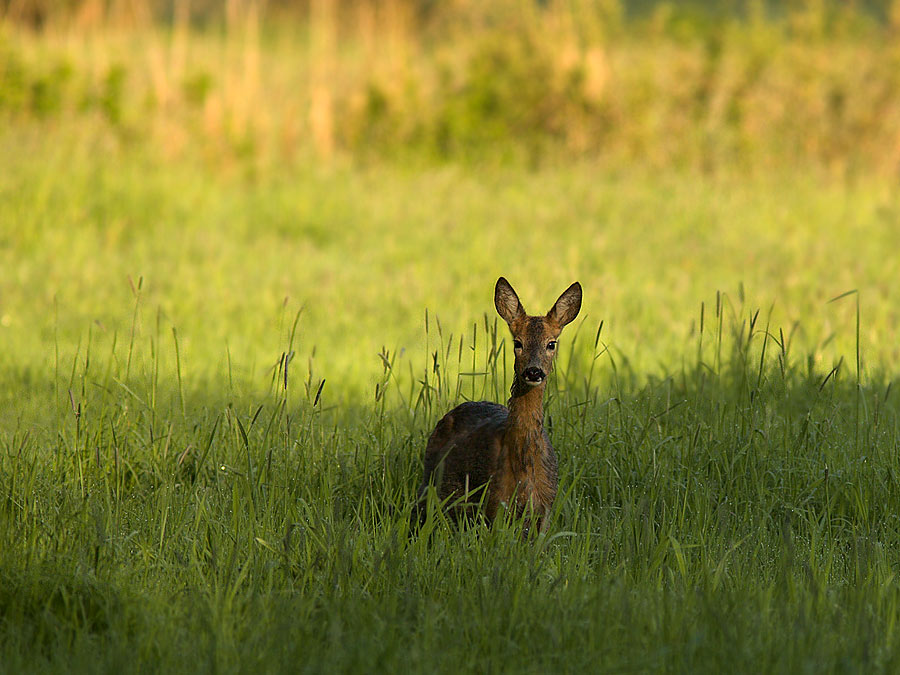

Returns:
414,277,582,534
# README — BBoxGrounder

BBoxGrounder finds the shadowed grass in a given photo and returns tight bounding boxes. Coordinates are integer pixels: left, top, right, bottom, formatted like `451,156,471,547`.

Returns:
2,279,900,671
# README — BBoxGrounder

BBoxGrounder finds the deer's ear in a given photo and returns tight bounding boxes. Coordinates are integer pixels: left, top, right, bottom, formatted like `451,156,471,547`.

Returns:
495,277,525,325
547,282,582,328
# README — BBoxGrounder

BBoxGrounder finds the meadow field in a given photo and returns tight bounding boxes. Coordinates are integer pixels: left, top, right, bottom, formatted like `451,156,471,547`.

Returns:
3,1,900,672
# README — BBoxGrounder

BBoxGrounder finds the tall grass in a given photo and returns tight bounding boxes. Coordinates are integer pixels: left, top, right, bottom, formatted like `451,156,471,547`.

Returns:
3,2,900,670
2,279,900,671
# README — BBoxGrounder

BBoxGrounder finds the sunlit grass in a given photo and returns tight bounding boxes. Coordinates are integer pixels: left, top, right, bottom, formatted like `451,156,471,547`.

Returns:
2,125,899,415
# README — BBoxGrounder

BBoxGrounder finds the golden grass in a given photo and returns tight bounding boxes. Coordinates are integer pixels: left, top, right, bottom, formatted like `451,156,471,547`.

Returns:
2,0,900,174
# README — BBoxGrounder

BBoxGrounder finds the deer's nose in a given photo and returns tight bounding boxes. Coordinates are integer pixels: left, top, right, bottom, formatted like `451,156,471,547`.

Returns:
523,367,545,384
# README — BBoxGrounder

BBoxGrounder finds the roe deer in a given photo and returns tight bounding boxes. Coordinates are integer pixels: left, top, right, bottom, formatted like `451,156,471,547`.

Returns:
415,277,582,534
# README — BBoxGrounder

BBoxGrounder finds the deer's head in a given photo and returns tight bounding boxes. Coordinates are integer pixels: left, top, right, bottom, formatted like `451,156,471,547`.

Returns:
494,277,582,387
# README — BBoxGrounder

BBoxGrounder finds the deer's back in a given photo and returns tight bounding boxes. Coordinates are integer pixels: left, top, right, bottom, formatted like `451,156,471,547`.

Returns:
419,401,558,529
419,401,508,507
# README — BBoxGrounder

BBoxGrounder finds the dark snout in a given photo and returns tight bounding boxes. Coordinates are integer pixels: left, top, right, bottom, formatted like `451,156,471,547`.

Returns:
523,366,546,385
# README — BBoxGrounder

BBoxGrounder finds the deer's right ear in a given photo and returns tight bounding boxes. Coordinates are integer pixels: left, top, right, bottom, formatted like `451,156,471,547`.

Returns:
547,281,582,328
495,277,525,325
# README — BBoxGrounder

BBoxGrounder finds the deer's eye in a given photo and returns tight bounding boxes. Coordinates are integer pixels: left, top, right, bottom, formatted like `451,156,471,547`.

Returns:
513,339,523,350
547,340,557,351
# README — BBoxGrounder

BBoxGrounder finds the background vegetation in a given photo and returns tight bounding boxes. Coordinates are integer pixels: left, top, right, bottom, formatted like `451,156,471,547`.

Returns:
2,1,900,672
3,0,900,170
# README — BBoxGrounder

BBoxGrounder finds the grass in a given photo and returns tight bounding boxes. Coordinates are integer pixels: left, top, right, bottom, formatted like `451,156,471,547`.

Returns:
4,122,900,409
2,123,900,672
4,3,900,671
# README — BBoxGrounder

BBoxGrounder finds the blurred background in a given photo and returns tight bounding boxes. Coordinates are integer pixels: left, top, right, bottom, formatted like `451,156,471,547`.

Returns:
2,0,900,413
5,0,900,168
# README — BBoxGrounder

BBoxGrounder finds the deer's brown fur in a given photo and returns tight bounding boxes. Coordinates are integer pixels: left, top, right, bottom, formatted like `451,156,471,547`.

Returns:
416,277,582,534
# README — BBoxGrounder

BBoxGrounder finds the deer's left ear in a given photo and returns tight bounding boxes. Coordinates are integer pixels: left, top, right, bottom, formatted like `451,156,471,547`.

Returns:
547,282,582,328
495,277,526,325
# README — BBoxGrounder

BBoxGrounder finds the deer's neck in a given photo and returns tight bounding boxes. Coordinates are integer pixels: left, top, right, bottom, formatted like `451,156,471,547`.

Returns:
504,378,546,469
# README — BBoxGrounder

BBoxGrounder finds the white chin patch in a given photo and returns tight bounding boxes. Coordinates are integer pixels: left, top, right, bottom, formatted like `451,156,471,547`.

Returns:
525,378,543,386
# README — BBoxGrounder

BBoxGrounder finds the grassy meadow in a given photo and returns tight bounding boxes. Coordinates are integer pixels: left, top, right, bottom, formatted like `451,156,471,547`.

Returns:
3,1,900,672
